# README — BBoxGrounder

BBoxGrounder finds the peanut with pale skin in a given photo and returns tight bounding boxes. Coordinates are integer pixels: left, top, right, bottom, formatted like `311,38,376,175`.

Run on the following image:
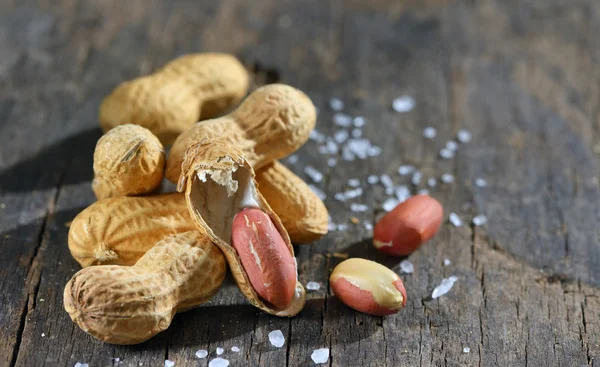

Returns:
99,53,249,145
68,193,195,267
92,124,165,200
330,258,407,316
179,139,306,316
373,195,443,256
64,231,226,345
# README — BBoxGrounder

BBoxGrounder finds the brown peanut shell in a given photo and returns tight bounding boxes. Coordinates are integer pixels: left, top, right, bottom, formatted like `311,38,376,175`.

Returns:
64,231,226,345
179,139,306,317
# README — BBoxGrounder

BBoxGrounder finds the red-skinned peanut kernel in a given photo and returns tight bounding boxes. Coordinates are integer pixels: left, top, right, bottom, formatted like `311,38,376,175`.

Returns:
330,258,406,316
373,195,443,256
231,208,296,309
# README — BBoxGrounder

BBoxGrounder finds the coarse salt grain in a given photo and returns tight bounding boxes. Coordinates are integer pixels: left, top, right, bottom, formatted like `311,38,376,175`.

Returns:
165,360,175,367
311,348,330,364
304,166,323,183
418,189,430,195
400,259,414,274
208,358,229,367
196,350,208,358
333,113,352,127
308,185,327,200
231,346,240,352
473,215,487,226
348,178,360,187
41,333,45,337
382,198,399,212
353,116,366,127
443,258,451,266
427,178,437,187
74,363,89,367
411,171,422,185
475,178,487,187
306,281,321,291
392,95,416,112
439,148,455,159
333,130,349,144
287,155,298,164
352,128,362,138
268,330,285,348
216,347,224,355
395,186,411,202
432,276,458,299
397,165,415,176
367,175,379,184
380,174,393,190
463,347,470,353
337,223,348,231
446,141,458,152
449,212,462,227
364,221,373,231
423,127,437,139
441,173,454,183
327,158,337,167
367,145,382,156
342,146,355,161
457,129,472,143
350,203,368,212
330,98,344,111
309,130,326,143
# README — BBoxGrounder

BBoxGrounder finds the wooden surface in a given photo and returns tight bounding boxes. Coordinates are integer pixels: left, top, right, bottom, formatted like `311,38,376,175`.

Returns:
1,0,599,366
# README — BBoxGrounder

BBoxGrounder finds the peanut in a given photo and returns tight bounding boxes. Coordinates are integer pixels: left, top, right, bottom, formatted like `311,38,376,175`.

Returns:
64,231,226,345
92,124,165,200
330,258,406,316
373,195,443,256
255,162,328,244
179,139,306,317
68,193,195,267
99,53,249,145
232,208,296,309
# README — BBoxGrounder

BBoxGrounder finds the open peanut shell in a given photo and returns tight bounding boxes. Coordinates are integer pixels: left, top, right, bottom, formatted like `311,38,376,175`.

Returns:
178,139,306,317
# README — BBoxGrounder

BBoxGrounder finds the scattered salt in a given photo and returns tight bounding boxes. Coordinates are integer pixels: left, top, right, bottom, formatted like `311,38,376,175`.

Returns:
333,130,349,144
397,165,415,176
208,358,229,367
330,98,344,111
395,186,411,202
308,185,327,200
347,138,376,159
196,350,208,358
380,174,394,193
337,223,348,231
165,360,175,367
306,281,321,291
367,175,379,184
216,347,224,355
443,258,451,266
353,116,366,127
341,146,355,161
463,347,470,353
288,155,298,163
439,148,455,159
348,178,360,187
423,127,437,139
400,260,414,274
333,113,352,127
441,173,454,183
427,178,437,187
473,215,487,226
382,198,399,212
309,130,326,143
392,95,416,113
475,178,487,188
350,203,369,212
418,189,430,195
457,129,472,143
327,158,337,167
231,346,240,352
364,221,373,231
41,333,45,337
328,221,337,231
318,146,329,154
446,141,458,152
311,348,330,364
449,212,462,227
432,276,458,299
351,128,362,138
334,188,363,202
304,166,323,183
411,171,422,185
367,145,382,156
74,363,89,367
268,330,285,348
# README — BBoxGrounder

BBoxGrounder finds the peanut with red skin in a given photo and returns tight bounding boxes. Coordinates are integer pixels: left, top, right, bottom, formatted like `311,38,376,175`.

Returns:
373,195,443,256
232,208,296,309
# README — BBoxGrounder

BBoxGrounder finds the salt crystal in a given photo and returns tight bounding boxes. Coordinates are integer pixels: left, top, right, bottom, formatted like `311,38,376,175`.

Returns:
196,350,209,358
441,173,454,183
327,158,337,167
318,146,329,154
395,186,411,202
446,141,458,152
334,193,346,202
439,148,455,159
287,155,298,164
400,260,414,274
397,165,415,176
333,130,349,144
432,276,458,299
311,348,330,364
309,130,326,143
268,330,285,348
342,146,355,161
337,223,348,231
208,358,229,367
347,138,371,159
347,187,363,199
231,346,240,352
475,178,487,188
328,221,337,231
443,258,451,266
418,189,430,195
216,347,224,355
308,185,327,200
472,215,487,226
351,128,362,138
164,360,175,367
367,175,379,184
333,113,352,127
380,174,393,190
457,129,472,143
348,178,360,187
304,166,323,183
427,178,437,187
353,116,366,127
364,221,373,231
330,98,344,111
463,347,470,353
367,145,382,157
41,333,45,337
325,139,339,154
74,363,89,367
449,212,462,227
382,198,399,212
423,127,437,139
392,95,416,112
306,281,321,291
350,203,368,212
411,171,422,185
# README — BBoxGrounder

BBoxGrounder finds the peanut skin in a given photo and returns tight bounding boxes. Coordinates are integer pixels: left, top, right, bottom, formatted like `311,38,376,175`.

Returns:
92,124,165,200
232,208,296,309
99,53,249,145
330,258,407,316
373,195,443,256
64,231,226,345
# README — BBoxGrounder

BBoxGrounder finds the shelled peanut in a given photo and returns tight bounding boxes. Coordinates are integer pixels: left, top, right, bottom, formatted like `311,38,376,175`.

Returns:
99,53,249,145
64,231,226,345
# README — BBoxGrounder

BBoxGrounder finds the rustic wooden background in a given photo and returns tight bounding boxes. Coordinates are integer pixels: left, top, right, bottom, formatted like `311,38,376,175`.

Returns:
1,0,599,366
